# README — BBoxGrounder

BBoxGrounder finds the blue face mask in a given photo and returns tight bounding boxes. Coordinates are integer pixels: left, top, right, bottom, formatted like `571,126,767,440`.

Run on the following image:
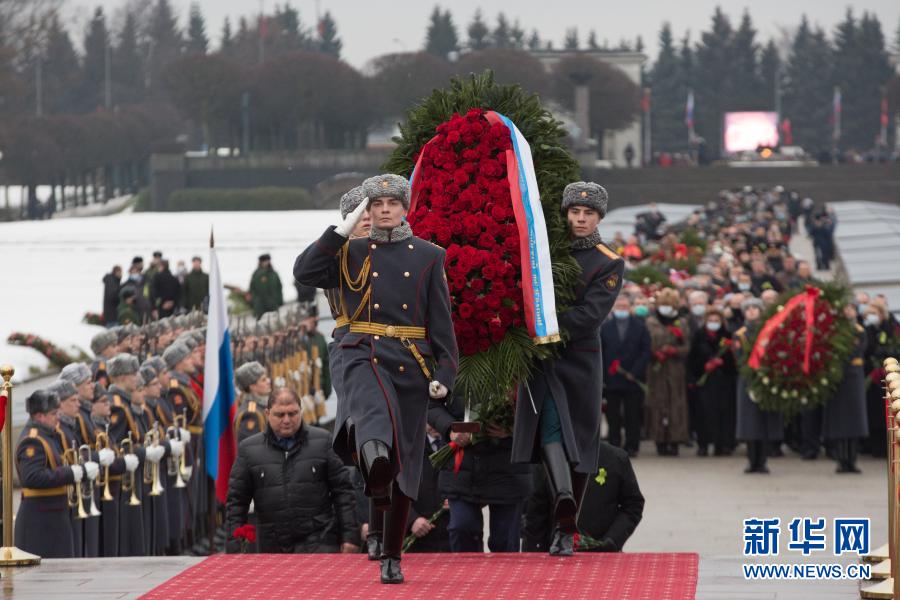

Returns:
858,303,869,314
634,306,649,318
613,310,630,320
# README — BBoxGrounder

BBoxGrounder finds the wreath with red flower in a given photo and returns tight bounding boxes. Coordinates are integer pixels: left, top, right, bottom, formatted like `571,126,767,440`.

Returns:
7,332,85,369
738,283,857,417
384,71,580,426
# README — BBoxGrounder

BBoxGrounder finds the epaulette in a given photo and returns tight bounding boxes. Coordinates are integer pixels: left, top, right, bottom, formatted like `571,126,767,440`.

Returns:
28,427,38,438
248,401,257,413
596,243,621,261
98,361,106,371
169,379,180,389
113,394,123,407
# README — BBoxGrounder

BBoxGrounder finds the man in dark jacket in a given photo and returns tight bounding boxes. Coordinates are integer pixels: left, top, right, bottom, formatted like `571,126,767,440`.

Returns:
429,394,532,553
523,442,644,553
182,257,209,311
403,425,451,554
601,294,651,457
226,388,360,554
151,260,182,318
103,266,122,326
249,254,284,319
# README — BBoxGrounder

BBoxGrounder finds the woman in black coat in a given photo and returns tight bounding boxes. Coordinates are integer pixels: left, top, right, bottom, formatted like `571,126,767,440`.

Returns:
687,307,737,456
862,304,895,457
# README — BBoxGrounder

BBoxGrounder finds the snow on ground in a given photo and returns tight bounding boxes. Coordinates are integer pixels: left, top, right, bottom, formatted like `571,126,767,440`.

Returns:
0,209,337,382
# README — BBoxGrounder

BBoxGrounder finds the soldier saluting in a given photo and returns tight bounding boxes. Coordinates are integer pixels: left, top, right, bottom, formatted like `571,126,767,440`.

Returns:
512,182,625,556
294,174,458,584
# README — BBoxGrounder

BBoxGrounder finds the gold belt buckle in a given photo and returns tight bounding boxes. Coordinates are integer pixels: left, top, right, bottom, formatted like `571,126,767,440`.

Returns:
384,325,397,338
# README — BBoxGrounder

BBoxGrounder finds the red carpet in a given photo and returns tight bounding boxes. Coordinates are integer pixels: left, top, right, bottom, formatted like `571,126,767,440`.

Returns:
141,552,698,600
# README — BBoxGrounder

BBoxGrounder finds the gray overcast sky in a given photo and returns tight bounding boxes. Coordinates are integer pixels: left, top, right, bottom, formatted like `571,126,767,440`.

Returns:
68,0,900,68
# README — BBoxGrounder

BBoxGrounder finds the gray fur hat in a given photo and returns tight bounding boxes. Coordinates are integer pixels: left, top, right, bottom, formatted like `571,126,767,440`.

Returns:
177,333,198,351
47,379,77,401
157,318,172,334
235,361,266,393
163,342,191,369
26,390,59,416
90,330,118,356
561,181,609,217
144,357,167,376
190,330,205,346
108,353,140,377
60,362,92,386
138,366,157,388
741,297,765,312
340,186,366,219
362,174,409,209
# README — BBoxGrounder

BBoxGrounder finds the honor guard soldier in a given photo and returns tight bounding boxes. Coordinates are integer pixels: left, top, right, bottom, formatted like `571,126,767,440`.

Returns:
107,354,169,555
15,390,83,558
49,379,101,558
234,362,271,444
90,330,119,388
294,173,458,584
512,182,624,556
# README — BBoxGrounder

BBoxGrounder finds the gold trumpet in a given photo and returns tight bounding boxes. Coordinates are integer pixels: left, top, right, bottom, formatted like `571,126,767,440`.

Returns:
143,427,165,496
176,411,192,483
165,423,187,489
95,430,114,502
79,444,102,517
62,448,89,519
120,434,141,506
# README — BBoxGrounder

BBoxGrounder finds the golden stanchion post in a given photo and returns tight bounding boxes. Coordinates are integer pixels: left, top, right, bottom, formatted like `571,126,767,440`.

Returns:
861,358,899,599
0,365,40,566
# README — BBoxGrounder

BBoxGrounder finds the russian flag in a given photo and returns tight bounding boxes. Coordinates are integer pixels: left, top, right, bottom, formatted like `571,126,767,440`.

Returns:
202,231,237,503
684,89,694,131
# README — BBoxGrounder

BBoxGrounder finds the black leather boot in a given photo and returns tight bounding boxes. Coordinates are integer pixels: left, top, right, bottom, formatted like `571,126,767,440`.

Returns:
367,498,383,561
571,469,588,519
361,440,392,509
380,482,410,584
846,439,861,473
542,442,577,534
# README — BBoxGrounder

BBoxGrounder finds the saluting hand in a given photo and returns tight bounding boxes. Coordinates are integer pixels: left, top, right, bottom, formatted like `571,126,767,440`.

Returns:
335,197,370,238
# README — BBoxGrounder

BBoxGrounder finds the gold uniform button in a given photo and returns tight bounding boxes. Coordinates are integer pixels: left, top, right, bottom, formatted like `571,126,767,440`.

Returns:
371,244,377,250
373,272,379,277
399,366,405,373
402,304,408,310
374,335,380,340
373,357,379,364
404,271,410,277
374,303,380,310
408,244,414,250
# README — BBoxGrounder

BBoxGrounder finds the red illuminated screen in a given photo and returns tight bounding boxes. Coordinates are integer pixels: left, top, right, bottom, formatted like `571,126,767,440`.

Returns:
723,111,779,153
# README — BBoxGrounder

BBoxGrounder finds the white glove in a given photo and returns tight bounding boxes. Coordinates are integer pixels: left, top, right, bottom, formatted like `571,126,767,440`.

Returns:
84,461,100,481
179,428,191,444
124,454,139,472
70,464,84,483
169,439,185,458
335,197,369,238
429,381,448,399
98,448,115,467
146,445,166,464
315,357,323,368
182,465,193,480
314,390,326,404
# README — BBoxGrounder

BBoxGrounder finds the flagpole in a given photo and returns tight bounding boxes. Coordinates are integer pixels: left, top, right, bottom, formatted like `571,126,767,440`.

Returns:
208,227,216,554
831,86,841,165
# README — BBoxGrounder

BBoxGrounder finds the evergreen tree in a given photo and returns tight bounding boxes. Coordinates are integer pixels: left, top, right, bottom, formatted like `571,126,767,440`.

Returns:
848,12,892,149
81,7,109,111
527,30,541,51
424,7,458,58
42,15,81,113
729,10,764,110
680,32,694,89
635,36,644,53
759,40,780,114
587,30,599,50
782,16,833,156
220,17,233,55
493,13,512,48
114,10,144,105
145,0,182,92
694,7,734,157
564,28,578,50
186,3,208,55
317,11,341,57
650,23,687,152
510,20,524,49
467,10,489,51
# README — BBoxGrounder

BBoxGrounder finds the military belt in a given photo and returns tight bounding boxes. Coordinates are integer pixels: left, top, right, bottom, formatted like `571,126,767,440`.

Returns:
23,486,67,498
188,425,203,434
349,321,432,380
335,316,350,328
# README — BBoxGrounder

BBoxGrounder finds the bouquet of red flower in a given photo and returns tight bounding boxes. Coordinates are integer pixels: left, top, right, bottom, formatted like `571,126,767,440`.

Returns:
607,359,647,393
739,284,857,417
232,524,256,553
696,337,733,387
7,332,82,369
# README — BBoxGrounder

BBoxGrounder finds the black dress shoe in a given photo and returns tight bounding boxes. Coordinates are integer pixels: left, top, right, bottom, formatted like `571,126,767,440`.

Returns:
366,535,382,561
549,528,574,557
361,440,392,509
380,557,404,584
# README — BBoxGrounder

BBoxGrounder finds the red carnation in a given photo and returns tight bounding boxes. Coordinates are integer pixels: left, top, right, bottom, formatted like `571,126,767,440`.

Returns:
608,359,621,376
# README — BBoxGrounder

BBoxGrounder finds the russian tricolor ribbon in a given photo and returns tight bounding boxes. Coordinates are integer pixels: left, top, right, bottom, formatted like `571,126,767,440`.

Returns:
747,286,821,375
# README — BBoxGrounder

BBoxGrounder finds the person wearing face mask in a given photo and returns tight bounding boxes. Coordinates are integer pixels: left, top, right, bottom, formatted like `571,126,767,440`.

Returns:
601,295,651,457
687,308,736,456
645,288,690,456
734,298,783,474
822,305,868,473
862,303,894,456
632,296,650,319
